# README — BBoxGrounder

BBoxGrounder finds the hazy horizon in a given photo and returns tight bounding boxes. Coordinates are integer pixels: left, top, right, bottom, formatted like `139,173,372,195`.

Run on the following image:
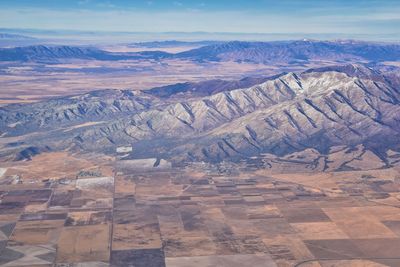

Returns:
0,0,399,42
2,27,400,44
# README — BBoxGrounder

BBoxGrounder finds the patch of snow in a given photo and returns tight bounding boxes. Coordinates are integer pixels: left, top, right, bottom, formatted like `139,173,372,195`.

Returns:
0,168,7,178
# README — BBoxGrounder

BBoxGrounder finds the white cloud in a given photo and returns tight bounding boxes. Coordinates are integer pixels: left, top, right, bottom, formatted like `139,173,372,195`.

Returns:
97,1,116,8
78,0,91,5
173,1,183,6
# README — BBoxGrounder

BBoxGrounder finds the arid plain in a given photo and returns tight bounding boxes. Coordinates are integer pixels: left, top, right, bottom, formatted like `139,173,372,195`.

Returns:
0,43,354,104
1,38,400,267
0,148,400,266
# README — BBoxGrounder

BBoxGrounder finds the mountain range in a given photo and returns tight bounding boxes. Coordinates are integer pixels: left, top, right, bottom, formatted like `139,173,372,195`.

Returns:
128,40,222,48
1,40,400,63
1,63,399,168
0,45,170,62
0,33,36,40
177,40,400,63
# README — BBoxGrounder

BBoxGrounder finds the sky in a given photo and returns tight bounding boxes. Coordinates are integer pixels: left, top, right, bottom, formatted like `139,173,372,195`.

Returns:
0,0,399,40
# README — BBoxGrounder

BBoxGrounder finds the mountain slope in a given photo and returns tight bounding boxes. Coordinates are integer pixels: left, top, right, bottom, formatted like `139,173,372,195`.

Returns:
0,45,170,62
83,68,400,162
0,45,106,61
0,73,286,135
185,72,400,161
175,40,400,63
1,64,399,164
0,89,154,135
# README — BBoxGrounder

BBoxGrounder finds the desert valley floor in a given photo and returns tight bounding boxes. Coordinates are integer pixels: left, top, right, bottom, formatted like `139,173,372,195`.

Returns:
0,152,400,267
1,37,400,267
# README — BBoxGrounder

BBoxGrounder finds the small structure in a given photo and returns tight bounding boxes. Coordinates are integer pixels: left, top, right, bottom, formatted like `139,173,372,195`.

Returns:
116,146,133,154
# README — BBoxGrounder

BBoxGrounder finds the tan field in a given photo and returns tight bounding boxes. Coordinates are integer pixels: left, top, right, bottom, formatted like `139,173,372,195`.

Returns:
0,152,400,266
56,224,111,263
0,151,114,180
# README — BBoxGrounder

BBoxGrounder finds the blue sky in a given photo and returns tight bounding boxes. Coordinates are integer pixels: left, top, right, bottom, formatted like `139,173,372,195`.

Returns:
0,0,399,38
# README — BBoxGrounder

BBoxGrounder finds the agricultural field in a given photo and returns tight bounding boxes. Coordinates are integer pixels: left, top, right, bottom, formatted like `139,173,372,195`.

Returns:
1,153,400,266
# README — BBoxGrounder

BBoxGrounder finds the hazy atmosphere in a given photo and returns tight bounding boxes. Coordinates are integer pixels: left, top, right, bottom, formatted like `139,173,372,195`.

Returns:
1,1,400,267
0,0,399,41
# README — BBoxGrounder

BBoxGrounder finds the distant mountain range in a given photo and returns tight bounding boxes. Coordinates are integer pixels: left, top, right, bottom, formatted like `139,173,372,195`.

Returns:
0,45,114,61
0,33,36,40
177,40,400,63
128,40,222,48
1,63,399,166
0,45,169,62
1,40,400,63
